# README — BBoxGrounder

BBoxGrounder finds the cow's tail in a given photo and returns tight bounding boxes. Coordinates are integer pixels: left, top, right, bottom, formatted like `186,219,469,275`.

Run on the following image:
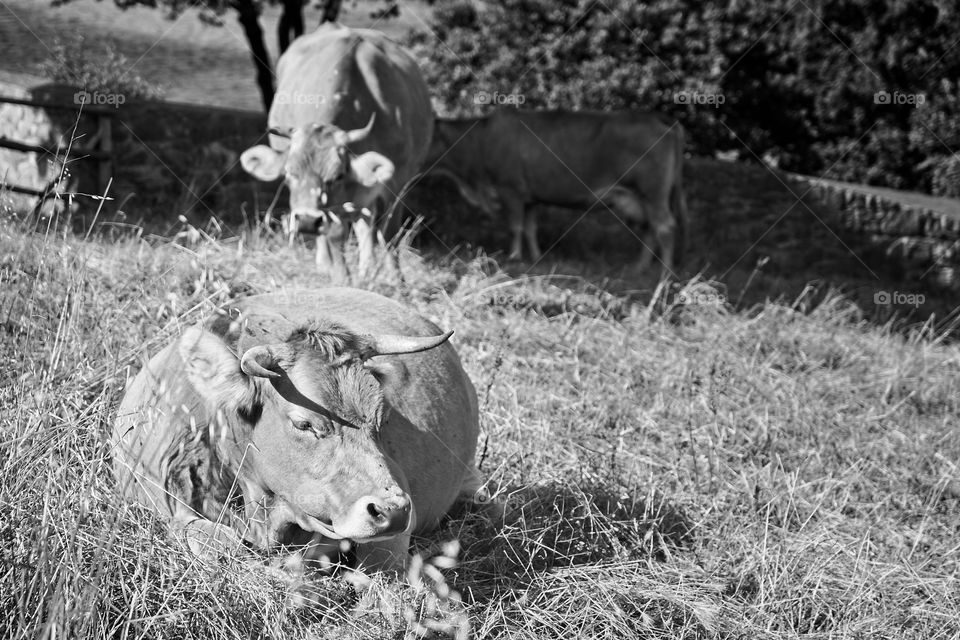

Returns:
670,123,689,268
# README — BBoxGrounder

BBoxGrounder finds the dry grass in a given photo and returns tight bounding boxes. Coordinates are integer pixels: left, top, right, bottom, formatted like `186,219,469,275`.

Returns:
3,208,960,639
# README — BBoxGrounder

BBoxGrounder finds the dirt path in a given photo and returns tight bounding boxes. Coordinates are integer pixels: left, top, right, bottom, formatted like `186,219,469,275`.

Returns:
0,0,429,111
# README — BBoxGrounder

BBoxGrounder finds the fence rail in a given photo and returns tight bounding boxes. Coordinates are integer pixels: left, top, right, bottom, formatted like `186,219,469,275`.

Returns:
0,94,116,115
0,94,114,204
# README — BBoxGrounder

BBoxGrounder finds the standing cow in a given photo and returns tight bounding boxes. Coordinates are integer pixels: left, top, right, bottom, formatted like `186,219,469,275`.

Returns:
423,110,688,277
241,24,433,277
112,288,480,573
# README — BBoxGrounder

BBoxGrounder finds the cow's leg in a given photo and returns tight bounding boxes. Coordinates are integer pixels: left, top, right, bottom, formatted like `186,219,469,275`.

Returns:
354,214,377,278
646,196,677,278
605,189,676,278
171,508,246,559
603,189,651,272
317,221,350,281
316,233,335,270
376,227,405,285
503,195,525,260
652,217,677,278
637,227,657,272
524,208,542,261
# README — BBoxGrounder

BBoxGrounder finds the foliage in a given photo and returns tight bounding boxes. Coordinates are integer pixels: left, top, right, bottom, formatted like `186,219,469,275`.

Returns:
40,37,164,100
910,80,960,197
410,0,960,196
409,0,729,152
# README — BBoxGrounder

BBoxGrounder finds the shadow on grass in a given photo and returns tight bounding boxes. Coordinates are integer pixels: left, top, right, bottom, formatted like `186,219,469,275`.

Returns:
425,481,693,605
405,159,960,334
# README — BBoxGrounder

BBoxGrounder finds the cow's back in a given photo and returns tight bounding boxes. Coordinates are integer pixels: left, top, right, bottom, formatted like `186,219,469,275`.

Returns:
484,110,680,203
112,341,214,519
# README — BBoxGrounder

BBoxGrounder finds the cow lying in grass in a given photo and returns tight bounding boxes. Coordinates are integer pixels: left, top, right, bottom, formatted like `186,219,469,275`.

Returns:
112,288,481,577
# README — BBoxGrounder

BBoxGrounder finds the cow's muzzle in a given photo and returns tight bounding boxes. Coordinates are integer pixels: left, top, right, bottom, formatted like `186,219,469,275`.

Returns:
340,487,412,540
290,210,324,235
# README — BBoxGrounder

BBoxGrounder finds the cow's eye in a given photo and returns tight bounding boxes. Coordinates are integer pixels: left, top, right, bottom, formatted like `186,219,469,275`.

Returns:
292,418,334,438
293,419,314,432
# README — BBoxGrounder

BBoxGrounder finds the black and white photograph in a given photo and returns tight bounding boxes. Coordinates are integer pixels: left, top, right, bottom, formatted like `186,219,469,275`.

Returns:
2,0,959,637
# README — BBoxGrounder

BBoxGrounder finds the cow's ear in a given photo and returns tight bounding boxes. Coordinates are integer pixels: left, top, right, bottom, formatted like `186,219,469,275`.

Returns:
241,145,285,182
364,356,410,389
349,151,395,187
179,326,255,411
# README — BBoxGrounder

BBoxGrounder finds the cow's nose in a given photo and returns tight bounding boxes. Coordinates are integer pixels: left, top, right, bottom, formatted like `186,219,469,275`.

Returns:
362,492,411,536
292,210,322,234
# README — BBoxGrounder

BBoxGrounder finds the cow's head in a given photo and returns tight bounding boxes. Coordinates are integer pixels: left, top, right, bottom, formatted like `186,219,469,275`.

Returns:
424,118,501,216
240,115,396,234
179,319,451,543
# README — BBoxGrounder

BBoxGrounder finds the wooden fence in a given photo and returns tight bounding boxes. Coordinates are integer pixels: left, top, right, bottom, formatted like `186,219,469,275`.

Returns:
0,95,114,208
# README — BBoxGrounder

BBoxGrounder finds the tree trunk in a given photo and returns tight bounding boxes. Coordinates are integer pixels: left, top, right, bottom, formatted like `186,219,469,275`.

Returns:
319,0,342,23
278,0,304,54
234,0,274,112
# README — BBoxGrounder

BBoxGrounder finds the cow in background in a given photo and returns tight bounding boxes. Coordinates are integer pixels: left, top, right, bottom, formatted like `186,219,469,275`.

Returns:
241,24,433,278
423,110,688,278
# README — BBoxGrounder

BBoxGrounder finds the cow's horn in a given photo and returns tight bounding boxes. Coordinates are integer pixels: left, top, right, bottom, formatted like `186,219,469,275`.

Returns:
366,330,453,356
339,113,376,145
240,345,283,379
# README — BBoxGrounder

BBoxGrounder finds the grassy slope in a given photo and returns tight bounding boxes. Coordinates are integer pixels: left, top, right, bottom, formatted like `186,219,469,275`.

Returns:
3,211,960,639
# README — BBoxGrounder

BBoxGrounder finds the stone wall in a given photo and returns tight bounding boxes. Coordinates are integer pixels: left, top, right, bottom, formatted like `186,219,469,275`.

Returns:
791,175,960,290
0,81,72,216
0,81,266,231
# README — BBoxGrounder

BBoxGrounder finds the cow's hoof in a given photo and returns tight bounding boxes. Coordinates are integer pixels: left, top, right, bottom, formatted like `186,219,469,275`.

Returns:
179,519,246,559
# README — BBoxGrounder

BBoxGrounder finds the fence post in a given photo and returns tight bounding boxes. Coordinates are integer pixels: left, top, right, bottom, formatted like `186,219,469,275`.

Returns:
97,114,112,195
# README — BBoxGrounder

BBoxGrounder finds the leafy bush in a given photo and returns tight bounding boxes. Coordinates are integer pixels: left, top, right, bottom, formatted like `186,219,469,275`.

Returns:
409,0,960,195
41,36,164,100
910,80,960,197
409,0,730,153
